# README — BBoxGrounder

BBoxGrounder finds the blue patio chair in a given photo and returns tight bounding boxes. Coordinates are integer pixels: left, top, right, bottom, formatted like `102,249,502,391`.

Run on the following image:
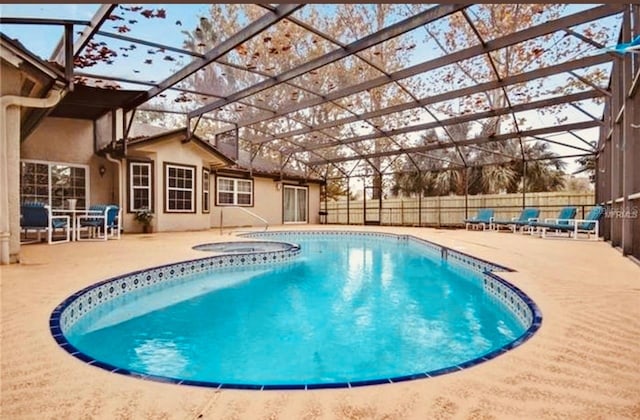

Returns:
20,201,70,244
532,206,603,240
492,208,540,233
529,206,577,235
77,204,121,241
464,208,495,231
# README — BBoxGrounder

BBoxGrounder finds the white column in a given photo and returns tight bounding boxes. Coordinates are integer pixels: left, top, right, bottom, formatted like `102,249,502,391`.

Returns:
6,105,21,262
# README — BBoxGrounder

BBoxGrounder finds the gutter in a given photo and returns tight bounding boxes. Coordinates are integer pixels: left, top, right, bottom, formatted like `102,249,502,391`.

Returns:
0,89,63,264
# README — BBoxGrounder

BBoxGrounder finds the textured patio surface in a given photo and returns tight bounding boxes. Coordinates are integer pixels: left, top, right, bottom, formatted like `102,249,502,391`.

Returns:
1,225,639,419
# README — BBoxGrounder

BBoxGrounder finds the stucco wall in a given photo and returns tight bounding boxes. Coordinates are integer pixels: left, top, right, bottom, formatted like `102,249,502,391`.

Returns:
308,183,321,224
211,175,321,228
21,117,116,206
125,136,215,233
1,61,21,95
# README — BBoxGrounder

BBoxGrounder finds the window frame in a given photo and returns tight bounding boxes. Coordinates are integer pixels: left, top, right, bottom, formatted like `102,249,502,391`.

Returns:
127,160,154,213
163,162,197,214
20,159,90,209
283,184,309,224
202,168,210,213
215,175,254,207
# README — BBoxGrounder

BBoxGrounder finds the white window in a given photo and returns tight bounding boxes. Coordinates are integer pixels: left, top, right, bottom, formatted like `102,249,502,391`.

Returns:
202,169,210,213
216,176,253,206
20,160,89,208
165,163,196,213
283,185,308,223
129,161,152,212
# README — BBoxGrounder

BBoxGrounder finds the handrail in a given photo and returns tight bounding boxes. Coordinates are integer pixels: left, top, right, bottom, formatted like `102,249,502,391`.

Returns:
219,206,268,235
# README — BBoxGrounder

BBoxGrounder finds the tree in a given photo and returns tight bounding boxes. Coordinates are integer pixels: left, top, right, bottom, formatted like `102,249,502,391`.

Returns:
574,145,596,183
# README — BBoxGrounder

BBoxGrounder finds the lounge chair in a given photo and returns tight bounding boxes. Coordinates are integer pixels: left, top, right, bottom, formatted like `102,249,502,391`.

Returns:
528,206,577,235
532,206,603,240
20,201,70,244
77,204,121,241
492,207,540,233
464,208,495,231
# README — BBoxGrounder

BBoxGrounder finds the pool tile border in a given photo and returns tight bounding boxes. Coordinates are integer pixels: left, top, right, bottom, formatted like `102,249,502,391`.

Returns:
50,230,542,391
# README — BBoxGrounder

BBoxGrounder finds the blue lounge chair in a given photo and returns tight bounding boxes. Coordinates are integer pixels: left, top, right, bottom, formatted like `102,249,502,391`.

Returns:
529,206,577,235
532,206,603,240
77,204,121,241
464,208,495,231
20,201,70,244
493,208,540,233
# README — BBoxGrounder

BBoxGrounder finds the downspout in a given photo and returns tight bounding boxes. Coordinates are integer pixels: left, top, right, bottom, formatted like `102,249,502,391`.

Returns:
0,89,63,264
104,152,123,212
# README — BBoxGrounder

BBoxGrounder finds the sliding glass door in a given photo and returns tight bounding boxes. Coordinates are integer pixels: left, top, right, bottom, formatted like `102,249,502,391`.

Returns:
283,185,307,224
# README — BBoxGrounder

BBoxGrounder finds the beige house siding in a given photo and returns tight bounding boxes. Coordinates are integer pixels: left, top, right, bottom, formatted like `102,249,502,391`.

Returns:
308,183,320,224
21,117,116,206
213,176,321,228
18,117,322,236
126,134,224,233
1,61,21,95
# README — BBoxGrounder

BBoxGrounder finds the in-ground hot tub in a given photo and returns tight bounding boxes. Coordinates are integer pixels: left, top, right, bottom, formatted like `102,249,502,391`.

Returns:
192,240,299,254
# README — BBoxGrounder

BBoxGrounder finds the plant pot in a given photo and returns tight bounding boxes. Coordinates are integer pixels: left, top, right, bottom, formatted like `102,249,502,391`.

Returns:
143,224,153,234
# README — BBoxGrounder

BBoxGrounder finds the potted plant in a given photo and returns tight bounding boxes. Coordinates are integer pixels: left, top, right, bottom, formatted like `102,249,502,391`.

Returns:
134,208,154,233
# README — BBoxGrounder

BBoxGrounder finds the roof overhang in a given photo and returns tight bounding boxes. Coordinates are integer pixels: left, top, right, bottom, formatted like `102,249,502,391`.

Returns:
127,127,235,169
49,85,145,120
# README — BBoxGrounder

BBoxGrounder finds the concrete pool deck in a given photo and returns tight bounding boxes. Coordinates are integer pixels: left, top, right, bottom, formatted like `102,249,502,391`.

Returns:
1,225,639,419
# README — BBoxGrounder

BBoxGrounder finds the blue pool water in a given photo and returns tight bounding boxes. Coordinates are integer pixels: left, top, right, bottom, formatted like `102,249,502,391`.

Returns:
64,233,527,387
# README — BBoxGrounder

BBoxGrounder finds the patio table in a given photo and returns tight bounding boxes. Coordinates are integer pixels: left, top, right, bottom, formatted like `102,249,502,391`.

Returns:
51,209,102,242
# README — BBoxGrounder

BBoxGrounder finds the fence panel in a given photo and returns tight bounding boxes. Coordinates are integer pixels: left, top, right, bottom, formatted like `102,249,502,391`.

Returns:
324,192,595,227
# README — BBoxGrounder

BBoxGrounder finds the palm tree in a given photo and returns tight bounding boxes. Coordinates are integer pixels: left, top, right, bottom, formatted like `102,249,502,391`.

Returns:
515,142,566,192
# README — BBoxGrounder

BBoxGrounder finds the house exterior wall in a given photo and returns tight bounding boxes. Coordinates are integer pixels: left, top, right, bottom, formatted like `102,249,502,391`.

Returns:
19,117,323,237
211,175,321,228
21,117,116,206
308,183,321,224
125,135,217,233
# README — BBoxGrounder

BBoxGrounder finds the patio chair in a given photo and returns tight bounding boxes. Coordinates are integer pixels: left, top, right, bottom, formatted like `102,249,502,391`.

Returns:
76,204,121,241
532,206,603,240
492,207,540,233
528,206,577,235
464,208,495,231
20,201,70,244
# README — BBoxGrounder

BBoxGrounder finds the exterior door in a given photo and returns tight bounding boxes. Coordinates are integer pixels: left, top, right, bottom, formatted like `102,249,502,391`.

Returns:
283,185,308,223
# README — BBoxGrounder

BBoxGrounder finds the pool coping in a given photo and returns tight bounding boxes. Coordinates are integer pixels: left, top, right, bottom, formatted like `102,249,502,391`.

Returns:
49,230,542,390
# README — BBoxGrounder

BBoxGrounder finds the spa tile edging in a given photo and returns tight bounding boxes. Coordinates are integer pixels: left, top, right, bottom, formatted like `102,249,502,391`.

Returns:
52,245,301,334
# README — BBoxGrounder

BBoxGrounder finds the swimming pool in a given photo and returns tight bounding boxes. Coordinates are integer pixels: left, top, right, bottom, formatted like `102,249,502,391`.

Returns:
51,231,542,389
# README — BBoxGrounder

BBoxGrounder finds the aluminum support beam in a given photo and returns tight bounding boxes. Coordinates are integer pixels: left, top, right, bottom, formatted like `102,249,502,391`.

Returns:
530,135,595,154
125,4,304,110
308,120,601,165
64,24,74,90
188,4,467,119
50,4,116,62
0,17,90,25
323,153,595,181
289,90,603,153
96,30,205,59
230,5,623,131
621,8,635,256
258,53,612,143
